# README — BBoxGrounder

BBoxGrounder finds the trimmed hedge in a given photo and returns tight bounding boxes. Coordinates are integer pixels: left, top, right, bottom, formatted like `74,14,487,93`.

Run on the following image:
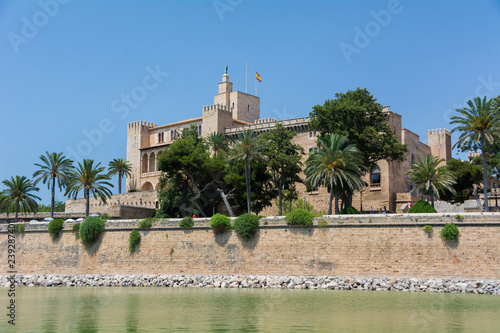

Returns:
210,213,231,233
233,213,259,240
47,218,65,237
72,223,81,239
79,217,106,244
179,216,194,229
340,206,360,215
129,230,141,252
408,200,437,213
440,223,459,242
285,208,313,227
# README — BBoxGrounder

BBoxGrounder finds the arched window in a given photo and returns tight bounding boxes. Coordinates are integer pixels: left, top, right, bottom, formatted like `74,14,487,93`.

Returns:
141,153,148,173
141,182,153,191
371,165,381,184
149,152,156,172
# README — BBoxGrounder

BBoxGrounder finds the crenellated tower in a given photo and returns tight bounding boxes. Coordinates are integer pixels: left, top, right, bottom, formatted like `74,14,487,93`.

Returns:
428,128,451,165
126,120,157,191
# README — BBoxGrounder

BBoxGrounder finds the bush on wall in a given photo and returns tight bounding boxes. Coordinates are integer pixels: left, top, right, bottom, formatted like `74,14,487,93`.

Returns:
179,216,194,229
440,223,459,242
210,213,231,233
138,218,155,229
47,219,65,238
285,208,313,227
129,229,141,252
79,217,106,244
232,213,259,240
408,200,437,213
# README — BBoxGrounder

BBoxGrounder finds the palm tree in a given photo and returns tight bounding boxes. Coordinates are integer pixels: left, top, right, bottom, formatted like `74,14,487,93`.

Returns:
65,159,114,217
405,154,456,208
0,176,41,222
229,129,266,213
108,158,132,194
204,132,229,156
33,151,74,218
450,96,500,212
305,134,365,215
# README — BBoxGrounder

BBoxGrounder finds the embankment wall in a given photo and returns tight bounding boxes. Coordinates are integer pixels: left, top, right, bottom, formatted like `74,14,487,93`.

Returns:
1,214,499,280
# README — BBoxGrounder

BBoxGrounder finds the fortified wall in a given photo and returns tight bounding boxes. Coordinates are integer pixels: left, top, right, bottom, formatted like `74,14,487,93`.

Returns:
65,191,158,215
1,214,499,280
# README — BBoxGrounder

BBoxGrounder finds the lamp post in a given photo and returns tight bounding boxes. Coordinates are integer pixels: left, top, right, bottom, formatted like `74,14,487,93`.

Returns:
495,184,498,208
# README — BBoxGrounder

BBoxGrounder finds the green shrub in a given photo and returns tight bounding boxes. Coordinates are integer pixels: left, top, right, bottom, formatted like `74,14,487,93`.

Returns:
318,220,328,228
210,213,231,233
179,216,194,229
13,223,25,234
138,218,156,229
128,189,140,193
129,230,141,252
455,214,464,221
99,213,110,220
423,225,433,233
233,213,259,240
72,223,81,239
285,208,313,227
47,219,65,237
407,200,437,213
79,217,106,244
340,206,360,215
440,223,459,242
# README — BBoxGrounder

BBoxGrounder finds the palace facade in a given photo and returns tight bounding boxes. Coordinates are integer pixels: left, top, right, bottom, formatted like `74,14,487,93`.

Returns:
124,72,452,214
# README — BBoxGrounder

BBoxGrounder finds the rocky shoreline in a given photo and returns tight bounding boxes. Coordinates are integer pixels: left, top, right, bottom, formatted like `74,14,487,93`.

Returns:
1,274,499,294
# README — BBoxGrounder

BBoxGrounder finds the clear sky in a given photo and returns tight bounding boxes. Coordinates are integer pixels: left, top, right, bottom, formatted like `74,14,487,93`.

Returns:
1,0,500,204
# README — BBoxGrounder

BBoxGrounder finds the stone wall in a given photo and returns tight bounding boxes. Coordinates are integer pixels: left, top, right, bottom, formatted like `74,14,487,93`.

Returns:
65,191,158,214
1,214,499,280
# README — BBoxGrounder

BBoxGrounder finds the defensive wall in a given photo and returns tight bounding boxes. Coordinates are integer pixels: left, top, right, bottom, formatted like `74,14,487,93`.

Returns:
1,213,499,280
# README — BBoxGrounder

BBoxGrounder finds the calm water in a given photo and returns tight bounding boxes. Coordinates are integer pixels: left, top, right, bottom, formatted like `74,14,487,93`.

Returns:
2,287,499,332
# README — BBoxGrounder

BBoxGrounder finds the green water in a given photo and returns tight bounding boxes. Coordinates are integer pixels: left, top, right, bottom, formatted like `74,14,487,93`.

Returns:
2,287,499,332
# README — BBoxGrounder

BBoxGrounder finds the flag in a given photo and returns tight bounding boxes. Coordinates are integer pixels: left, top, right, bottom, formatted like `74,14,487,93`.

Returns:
256,72,261,82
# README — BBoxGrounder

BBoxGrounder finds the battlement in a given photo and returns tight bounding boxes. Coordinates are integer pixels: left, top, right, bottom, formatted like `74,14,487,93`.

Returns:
202,104,233,114
468,151,481,158
428,128,450,135
254,117,278,124
128,121,158,131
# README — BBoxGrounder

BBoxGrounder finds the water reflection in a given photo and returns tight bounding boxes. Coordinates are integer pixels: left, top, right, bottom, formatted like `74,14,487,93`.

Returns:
5,288,500,332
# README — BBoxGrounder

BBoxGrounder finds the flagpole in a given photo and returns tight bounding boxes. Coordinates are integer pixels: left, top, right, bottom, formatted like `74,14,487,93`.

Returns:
245,61,247,93
255,70,257,96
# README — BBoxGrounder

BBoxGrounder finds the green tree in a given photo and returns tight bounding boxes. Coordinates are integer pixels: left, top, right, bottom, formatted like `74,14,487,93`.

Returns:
305,134,365,215
229,129,267,214
108,158,132,194
65,159,114,217
158,125,219,217
451,96,500,212
440,158,482,204
309,88,406,171
32,151,74,218
224,159,276,215
261,123,304,216
204,132,229,156
406,154,456,208
0,176,41,221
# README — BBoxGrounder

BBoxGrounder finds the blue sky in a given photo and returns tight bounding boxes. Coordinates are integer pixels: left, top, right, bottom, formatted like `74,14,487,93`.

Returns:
1,0,500,204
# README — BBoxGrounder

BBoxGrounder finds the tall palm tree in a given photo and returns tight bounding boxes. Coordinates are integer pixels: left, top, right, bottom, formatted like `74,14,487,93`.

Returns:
204,132,229,156
33,151,74,218
65,159,114,217
108,158,132,194
450,96,500,212
405,154,456,207
0,176,41,222
305,134,365,215
229,129,266,213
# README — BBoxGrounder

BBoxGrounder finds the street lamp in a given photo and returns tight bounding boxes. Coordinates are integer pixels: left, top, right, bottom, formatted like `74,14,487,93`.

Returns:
495,184,498,208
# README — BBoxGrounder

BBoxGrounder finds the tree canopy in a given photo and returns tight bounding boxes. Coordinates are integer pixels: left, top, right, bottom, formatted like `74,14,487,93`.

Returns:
309,88,406,170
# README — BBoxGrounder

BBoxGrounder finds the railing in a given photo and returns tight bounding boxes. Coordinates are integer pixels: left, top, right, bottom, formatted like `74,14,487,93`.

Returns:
224,117,310,134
